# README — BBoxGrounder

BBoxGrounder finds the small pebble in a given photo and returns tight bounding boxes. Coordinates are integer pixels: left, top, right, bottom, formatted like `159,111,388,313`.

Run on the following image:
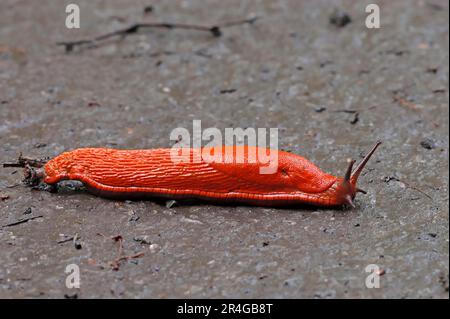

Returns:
149,243,160,253
134,236,151,245
330,11,352,27
420,138,436,150
166,200,177,208
143,5,154,14
314,106,327,113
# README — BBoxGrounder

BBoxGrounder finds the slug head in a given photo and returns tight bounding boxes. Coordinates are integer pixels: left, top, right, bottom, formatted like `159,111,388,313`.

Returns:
333,141,382,207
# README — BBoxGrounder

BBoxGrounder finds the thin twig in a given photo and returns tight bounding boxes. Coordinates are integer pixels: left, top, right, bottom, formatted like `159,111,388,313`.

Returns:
57,17,260,52
3,154,48,168
400,179,433,200
110,252,145,271
1,215,43,228
57,237,74,244
97,233,145,270
385,176,432,200
5,184,21,189
350,112,359,125
332,109,358,114
393,96,420,110
3,155,48,187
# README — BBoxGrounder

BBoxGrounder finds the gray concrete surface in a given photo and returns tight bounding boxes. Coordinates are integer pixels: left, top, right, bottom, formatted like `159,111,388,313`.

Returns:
0,0,448,298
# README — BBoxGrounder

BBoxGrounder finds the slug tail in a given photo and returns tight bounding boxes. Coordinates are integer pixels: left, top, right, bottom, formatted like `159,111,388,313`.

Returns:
350,141,382,186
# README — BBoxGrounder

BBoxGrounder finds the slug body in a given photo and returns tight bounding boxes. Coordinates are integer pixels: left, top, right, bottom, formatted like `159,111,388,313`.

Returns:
41,143,381,207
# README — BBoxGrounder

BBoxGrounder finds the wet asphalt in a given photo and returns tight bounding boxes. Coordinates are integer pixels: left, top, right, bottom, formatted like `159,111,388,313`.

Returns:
0,0,448,298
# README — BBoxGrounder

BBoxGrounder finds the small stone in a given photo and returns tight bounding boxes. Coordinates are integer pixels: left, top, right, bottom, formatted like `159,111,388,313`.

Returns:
420,138,436,150
134,236,151,245
33,143,47,148
128,214,140,222
149,243,160,253
73,234,82,249
314,106,326,113
166,200,177,208
143,5,154,14
330,11,352,27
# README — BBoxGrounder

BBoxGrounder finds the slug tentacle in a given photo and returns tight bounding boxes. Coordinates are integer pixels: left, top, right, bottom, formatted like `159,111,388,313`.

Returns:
356,188,367,194
350,141,382,186
344,159,356,182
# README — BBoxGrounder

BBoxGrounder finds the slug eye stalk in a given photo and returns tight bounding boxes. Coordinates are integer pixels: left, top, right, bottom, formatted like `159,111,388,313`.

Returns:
344,159,356,182
350,141,382,187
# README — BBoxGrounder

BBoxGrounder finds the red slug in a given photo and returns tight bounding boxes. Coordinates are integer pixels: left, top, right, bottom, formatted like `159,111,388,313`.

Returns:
27,142,381,208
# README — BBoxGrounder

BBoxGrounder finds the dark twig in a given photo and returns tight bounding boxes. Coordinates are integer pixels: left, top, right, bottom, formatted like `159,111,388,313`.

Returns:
3,155,48,186
57,236,74,244
110,252,145,271
3,154,48,168
332,109,358,114
1,215,43,228
350,112,359,125
5,183,21,189
57,17,260,52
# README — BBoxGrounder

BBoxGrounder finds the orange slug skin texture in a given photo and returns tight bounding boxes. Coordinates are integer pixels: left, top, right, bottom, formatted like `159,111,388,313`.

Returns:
43,146,346,207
